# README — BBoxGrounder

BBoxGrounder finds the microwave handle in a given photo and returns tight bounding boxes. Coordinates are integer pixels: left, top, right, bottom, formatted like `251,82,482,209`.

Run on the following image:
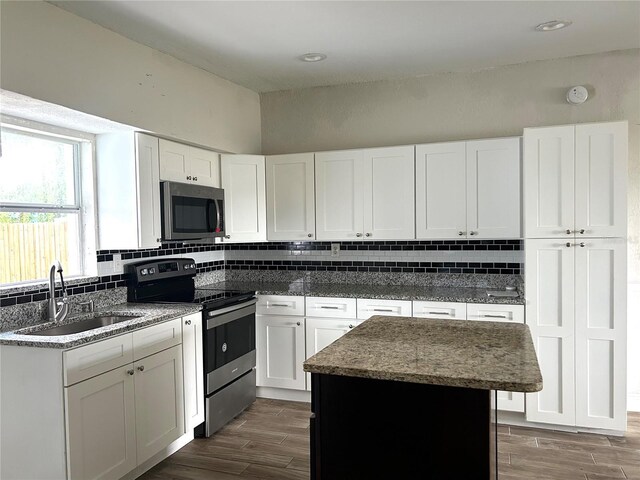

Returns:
215,199,222,232
205,199,214,233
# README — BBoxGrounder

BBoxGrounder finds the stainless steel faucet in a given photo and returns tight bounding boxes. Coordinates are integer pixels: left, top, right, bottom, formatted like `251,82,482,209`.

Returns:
48,260,69,322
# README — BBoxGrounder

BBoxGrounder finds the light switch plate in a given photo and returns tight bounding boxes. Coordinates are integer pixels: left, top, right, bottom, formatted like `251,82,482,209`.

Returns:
331,243,340,257
113,254,123,273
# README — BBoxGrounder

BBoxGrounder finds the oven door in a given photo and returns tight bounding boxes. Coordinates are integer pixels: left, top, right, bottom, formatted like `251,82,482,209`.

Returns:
204,299,256,395
161,181,224,241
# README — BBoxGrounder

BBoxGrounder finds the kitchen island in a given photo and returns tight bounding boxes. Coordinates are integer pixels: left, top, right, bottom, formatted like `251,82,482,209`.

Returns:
303,315,542,480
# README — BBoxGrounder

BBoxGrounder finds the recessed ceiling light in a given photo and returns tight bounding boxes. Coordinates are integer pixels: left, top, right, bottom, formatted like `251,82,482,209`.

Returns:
298,53,327,63
535,20,572,32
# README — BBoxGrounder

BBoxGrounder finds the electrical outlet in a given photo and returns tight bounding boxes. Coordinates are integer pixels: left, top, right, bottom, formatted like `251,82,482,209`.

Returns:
331,243,340,257
113,254,123,273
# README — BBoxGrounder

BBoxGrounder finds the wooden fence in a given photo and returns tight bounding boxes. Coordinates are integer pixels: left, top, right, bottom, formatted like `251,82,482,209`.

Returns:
0,222,69,284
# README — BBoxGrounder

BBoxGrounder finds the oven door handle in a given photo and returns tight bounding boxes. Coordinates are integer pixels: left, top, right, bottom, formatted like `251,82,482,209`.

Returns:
206,299,257,329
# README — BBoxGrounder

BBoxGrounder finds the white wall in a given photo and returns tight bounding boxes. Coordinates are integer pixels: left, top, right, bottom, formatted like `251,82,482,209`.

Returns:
0,1,261,154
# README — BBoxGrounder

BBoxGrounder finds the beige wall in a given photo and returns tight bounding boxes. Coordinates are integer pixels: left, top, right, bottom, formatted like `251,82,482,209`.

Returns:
0,1,261,154
261,49,640,280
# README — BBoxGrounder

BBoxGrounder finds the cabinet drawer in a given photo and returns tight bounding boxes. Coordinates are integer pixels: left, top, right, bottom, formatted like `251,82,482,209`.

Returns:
466,304,524,323
132,318,182,361
412,301,467,320
64,333,134,386
257,295,305,316
306,297,357,319
356,298,412,320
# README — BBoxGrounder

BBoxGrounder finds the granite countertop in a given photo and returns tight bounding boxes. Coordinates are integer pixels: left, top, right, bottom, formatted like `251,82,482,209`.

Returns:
0,303,202,349
213,280,524,305
303,315,542,392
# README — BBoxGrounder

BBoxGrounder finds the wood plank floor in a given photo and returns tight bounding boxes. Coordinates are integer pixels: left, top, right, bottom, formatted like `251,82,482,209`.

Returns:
140,399,640,480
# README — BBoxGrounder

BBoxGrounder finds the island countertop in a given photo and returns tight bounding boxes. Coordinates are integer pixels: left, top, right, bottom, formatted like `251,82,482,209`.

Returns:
303,315,542,392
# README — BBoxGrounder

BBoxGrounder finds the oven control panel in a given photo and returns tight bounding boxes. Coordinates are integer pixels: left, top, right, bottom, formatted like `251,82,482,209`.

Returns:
127,258,197,284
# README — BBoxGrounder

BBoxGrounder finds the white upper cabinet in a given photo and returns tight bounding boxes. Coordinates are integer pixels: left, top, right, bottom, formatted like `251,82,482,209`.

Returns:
159,138,220,187
416,138,521,239
266,153,316,241
574,122,627,238
466,138,521,239
221,154,267,243
362,146,415,240
416,142,467,238
96,132,162,250
315,149,365,240
524,121,627,238
315,146,415,240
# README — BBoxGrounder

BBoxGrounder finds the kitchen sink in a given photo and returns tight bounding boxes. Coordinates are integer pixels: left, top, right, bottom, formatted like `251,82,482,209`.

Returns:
26,315,141,336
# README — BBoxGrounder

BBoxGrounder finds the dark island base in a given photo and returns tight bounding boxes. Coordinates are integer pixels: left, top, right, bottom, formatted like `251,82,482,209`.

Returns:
310,373,497,480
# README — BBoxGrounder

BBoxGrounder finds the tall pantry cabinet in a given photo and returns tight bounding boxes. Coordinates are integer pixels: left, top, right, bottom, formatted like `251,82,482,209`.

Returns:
523,121,628,431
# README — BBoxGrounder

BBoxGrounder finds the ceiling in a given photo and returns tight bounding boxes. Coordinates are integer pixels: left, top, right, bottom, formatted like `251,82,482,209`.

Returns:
50,1,640,93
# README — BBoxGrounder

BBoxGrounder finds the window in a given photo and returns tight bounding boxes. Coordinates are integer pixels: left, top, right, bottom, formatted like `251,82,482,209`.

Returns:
0,124,88,284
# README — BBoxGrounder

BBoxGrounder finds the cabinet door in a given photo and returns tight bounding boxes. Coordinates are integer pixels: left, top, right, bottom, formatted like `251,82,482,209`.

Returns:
65,364,136,480
363,146,415,240
575,122,627,238
266,153,316,240
182,313,205,430
189,147,220,188
159,138,191,184
256,315,306,390
525,239,575,426
466,138,521,239
136,133,162,249
523,126,575,238
305,317,361,391
221,154,267,243
575,238,627,430
315,150,365,240
466,303,525,412
415,142,467,239
134,345,185,464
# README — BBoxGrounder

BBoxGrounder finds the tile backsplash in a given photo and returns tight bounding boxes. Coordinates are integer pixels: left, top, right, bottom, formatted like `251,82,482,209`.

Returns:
1,239,523,331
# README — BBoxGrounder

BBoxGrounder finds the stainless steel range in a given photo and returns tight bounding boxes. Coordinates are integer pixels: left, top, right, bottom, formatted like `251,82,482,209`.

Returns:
127,258,257,437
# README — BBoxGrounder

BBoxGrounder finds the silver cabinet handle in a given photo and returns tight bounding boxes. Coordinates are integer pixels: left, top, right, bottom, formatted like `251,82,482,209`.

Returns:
270,303,290,307
225,235,231,239
428,311,451,315
307,233,313,238
482,314,507,319
469,231,477,236
365,233,371,237
356,233,363,237
137,365,144,372
127,369,134,376
185,319,191,325
193,176,198,181
319,305,340,310
186,175,192,180
458,231,465,236
348,324,354,329
566,229,572,234
579,229,585,234
579,242,585,247
296,322,301,326
372,308,394,312
566,242,572,247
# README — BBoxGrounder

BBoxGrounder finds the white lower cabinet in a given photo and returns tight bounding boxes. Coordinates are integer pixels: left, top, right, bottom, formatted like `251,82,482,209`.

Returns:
305,317,363,390
256,315,306,390
182,312,204,430
65,364,137,480
65,342,185,480
467,303,526,413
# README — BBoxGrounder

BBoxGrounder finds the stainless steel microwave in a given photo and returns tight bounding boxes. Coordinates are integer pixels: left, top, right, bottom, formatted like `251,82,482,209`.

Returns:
160,181,225,241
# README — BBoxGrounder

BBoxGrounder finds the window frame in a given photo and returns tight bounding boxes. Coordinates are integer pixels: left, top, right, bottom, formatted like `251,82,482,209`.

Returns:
0,118,96,285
